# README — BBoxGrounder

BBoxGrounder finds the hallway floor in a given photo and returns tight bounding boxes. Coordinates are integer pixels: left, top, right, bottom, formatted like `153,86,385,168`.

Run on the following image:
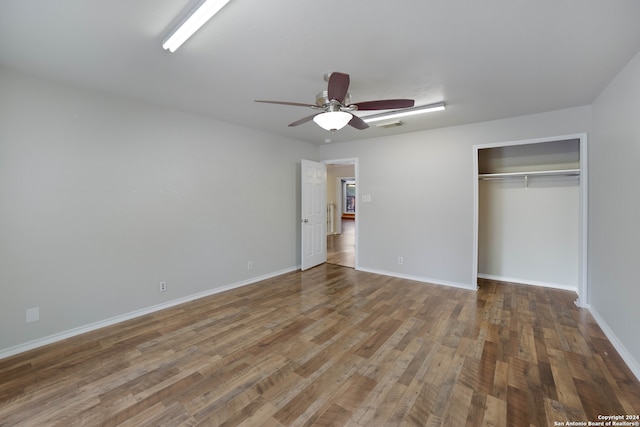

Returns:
327,218,355,268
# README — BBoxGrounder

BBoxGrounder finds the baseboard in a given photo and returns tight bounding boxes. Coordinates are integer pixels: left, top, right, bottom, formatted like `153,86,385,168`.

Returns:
357,267,476,291
588,306,640,383
0,266,299,361
477,273,578,292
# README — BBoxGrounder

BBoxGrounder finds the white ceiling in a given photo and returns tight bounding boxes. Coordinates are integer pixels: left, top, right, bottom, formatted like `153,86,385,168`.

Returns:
2,1,639,145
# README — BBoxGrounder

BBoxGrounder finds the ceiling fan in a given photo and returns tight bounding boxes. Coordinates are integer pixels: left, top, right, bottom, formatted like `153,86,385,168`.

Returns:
255,72,415,131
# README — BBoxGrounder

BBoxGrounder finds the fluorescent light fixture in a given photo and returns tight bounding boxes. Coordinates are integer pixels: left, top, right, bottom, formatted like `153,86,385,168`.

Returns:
313,112,353,131
362,102,446,123
162,0,232,52
375,120,404,128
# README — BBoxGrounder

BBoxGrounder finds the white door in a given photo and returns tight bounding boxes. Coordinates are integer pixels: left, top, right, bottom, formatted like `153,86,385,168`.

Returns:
301,159,327,270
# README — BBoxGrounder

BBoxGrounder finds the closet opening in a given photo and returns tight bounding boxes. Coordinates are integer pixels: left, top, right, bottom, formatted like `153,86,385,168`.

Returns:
473,134,588,307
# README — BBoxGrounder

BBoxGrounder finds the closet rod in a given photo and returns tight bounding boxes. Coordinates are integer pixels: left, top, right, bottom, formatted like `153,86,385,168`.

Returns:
478,168,580,180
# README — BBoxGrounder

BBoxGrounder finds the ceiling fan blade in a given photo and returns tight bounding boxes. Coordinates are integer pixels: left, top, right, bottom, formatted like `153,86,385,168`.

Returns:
352,99,415,111
327,72,350,103
255,100,314,108
288,114,318,127
348,115,369,130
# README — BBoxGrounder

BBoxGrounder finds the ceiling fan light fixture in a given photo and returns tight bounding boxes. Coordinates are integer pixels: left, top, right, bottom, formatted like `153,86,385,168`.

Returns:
363,102,446,123
313,111,352,131
162,0,232,52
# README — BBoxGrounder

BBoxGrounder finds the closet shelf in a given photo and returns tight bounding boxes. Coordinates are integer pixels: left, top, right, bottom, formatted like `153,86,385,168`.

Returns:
478,168,580,180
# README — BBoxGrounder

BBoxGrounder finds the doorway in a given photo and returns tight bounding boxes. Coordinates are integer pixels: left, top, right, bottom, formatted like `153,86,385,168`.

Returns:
324,159,358,268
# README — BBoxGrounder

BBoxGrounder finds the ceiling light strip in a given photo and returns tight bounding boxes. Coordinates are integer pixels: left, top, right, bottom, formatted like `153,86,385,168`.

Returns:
362,102,446,123
162,0,232,52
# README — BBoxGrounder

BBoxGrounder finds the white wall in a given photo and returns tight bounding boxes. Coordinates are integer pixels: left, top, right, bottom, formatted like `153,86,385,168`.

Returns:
318,107,592,289
0,68,317,354
478,177,580,289
590,50,640,376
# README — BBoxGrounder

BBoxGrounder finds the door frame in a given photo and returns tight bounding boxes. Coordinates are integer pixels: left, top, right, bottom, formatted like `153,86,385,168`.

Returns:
472,133,589,307
323,157,359,270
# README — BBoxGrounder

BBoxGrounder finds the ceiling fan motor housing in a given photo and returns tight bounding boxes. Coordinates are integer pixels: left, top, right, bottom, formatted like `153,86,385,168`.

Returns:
316,90,352,109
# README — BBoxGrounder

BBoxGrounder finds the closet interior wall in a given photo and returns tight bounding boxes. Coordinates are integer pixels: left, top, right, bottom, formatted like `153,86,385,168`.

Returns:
477,139,581,291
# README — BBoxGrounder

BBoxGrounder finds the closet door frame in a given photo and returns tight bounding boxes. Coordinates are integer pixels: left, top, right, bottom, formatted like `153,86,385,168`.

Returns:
472,132,589,307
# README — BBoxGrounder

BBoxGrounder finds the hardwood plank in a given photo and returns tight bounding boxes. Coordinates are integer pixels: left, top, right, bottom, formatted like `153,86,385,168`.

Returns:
547,348,584,409
593,354,640,415
402,383,439,426
350,338,421,424
353,381,406,426
1,269,639,425
326,373,377,412
543,396,587,426
441,382,474,426
477,340,498,395
537,360,558,401
506,385,529,426
305,372,376,425
483,394,507,427
465,390,487,427
312,403,352,426
492,360,509,400
272,353,359,425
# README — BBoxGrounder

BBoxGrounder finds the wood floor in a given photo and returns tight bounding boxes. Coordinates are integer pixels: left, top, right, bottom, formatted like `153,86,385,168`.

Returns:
327,218,355,268
1,264,639,426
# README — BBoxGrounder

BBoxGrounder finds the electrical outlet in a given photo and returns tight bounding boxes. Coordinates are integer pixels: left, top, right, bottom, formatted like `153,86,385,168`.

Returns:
397,256,404,265
247,261,253,270
159,281,167,292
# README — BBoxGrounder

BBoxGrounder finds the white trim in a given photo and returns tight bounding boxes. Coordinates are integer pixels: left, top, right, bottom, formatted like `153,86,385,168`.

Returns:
588,307,640,382
477,273,578,292
472,144,480,291
357,266,477,291
0,266,299,361
473,133,586,150
472,132,588,306
577,134,589,307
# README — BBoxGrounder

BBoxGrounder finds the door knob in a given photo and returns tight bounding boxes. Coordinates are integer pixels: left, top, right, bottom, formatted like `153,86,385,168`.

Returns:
302,219,309,223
